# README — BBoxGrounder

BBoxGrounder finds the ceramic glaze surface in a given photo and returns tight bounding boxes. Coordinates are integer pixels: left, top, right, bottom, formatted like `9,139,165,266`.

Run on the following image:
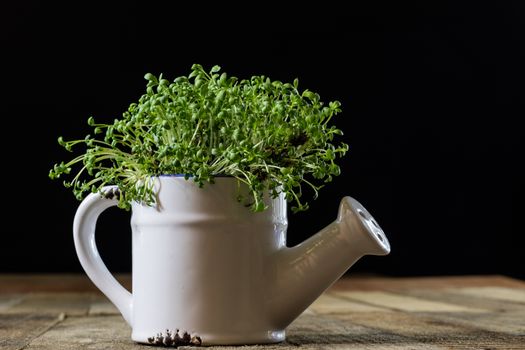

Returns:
73,177,390,345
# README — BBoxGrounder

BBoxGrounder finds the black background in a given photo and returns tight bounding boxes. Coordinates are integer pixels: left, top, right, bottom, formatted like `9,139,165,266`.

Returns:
1,2,523,278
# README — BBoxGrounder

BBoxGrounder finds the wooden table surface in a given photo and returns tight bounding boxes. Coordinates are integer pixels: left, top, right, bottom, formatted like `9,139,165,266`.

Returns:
1,274,524,349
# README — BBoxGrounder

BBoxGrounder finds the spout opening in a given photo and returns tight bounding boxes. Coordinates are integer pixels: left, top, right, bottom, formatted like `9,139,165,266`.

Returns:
339,197,391,256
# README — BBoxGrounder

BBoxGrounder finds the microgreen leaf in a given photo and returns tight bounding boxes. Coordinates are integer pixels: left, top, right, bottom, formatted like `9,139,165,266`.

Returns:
49,64,348,212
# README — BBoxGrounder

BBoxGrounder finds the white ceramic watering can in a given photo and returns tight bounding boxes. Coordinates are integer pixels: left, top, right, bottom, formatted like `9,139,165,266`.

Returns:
73,176,390,346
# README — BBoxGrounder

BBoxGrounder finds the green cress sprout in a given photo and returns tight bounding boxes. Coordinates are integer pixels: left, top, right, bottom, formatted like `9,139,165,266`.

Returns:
49,64,348,212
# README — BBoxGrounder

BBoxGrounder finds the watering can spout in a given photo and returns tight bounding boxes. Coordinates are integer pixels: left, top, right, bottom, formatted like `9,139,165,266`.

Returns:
269,196,390,328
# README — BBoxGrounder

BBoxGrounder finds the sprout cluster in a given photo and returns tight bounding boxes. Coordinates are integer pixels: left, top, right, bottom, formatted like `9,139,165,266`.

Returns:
50,64,348,212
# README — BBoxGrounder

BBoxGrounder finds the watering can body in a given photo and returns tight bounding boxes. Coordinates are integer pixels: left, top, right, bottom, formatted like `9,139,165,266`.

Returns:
73,176,390,346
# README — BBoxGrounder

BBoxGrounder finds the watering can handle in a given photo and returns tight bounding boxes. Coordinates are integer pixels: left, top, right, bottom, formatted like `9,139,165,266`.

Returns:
73,185,133,325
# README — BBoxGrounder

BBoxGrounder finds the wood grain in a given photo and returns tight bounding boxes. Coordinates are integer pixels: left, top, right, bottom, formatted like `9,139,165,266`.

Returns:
0,313,64,350
0,274,524,349
331,291,485,312
4,293,93,316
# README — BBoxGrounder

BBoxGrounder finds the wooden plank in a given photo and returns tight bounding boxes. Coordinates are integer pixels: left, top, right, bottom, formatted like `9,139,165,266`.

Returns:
10,310,524,349
329,275,525,292
0,295,23,312
453,287,525,304
21,312,525,350
0,313,64,350
308,293,391,315
5,293,93,316
285,313,445,350
24,315,288,350
379,287,525,337
400,288,525,314
88,297,119,316
335,310,525,348
420,310,525,336
23,315,139,350
332,291,485,312
334,311,467,338
22,313,445,350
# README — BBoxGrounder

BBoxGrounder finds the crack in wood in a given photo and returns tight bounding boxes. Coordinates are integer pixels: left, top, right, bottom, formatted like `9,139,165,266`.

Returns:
16,313,67,350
